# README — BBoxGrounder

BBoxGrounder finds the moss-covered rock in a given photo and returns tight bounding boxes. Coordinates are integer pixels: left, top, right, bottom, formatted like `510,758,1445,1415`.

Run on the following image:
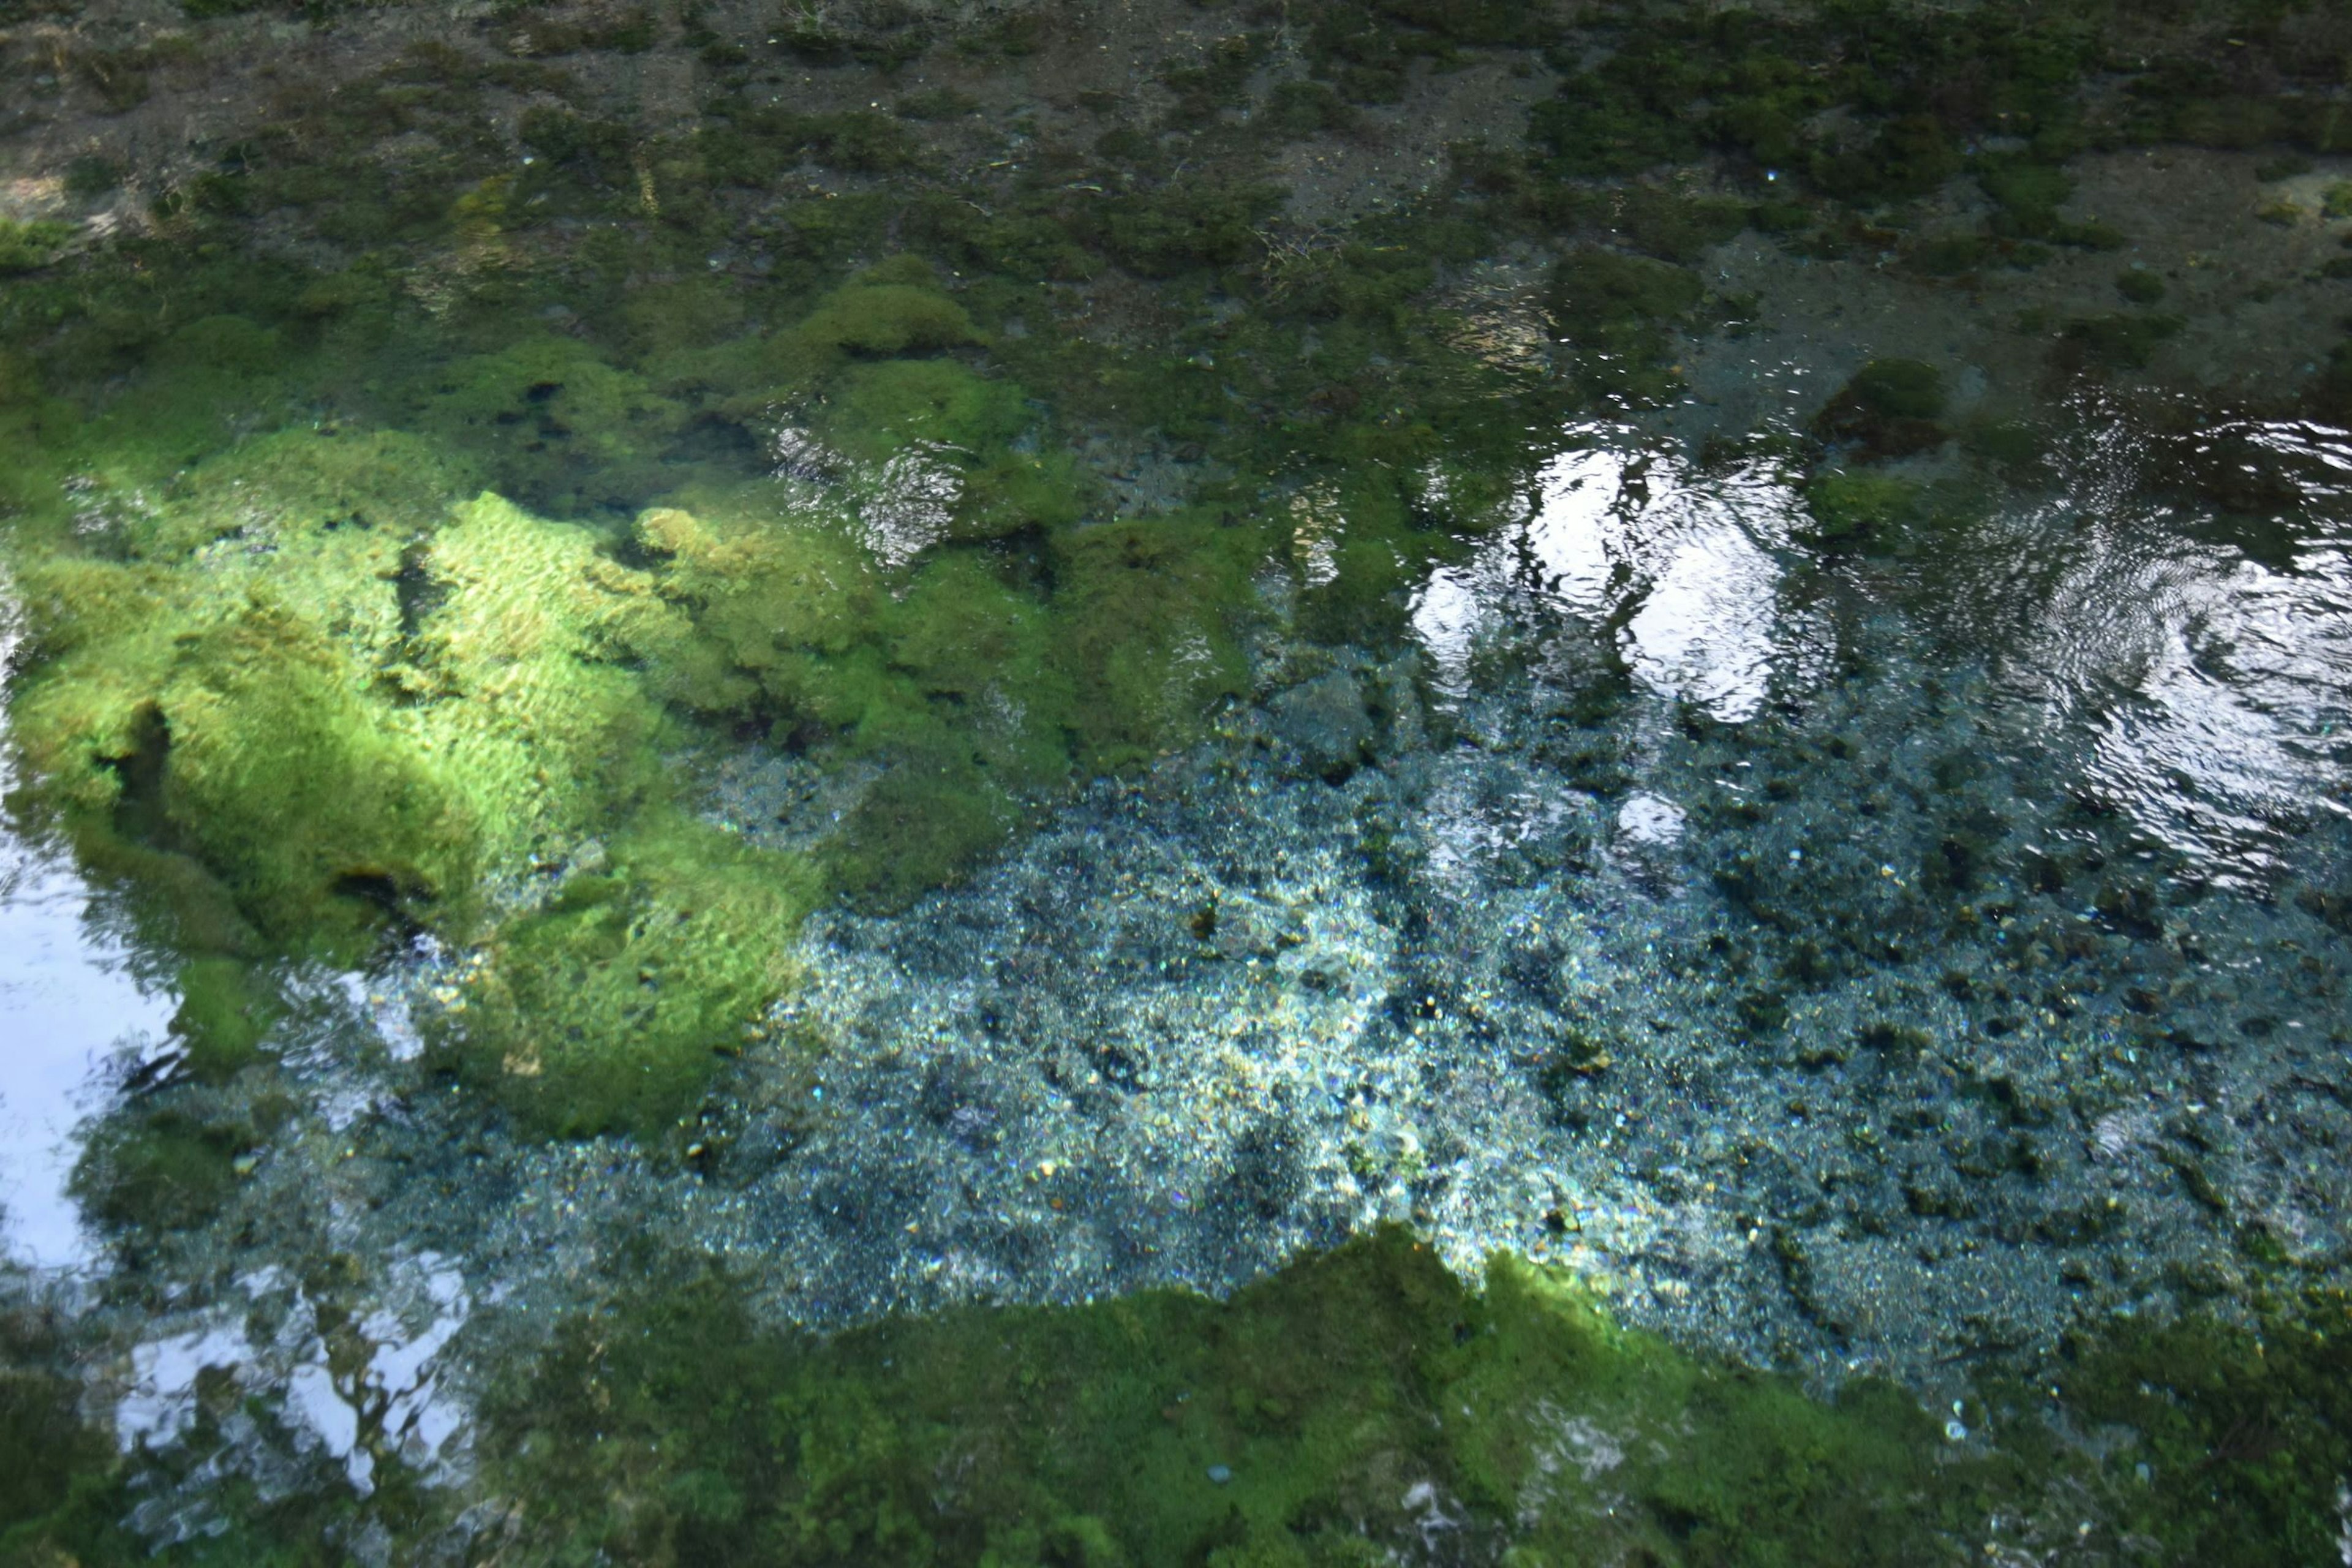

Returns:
1798,470,1926,554
1052,513,1258,769
417,336,687,513
443,815,816,1138
458,1226,2352,1565
0,217,76,274
1814,358,1950,457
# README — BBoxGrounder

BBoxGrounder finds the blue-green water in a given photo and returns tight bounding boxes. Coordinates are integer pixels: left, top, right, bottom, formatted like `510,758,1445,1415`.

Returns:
4,0,2352,1559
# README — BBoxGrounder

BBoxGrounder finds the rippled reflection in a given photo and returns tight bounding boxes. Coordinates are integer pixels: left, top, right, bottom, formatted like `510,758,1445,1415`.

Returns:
2020,420,2352,888
1403,417,2352,891
1410,429,1833,720
0,590,173,1270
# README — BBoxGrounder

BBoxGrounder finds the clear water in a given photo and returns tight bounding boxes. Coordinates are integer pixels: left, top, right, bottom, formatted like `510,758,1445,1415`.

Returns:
4,1,2352,1559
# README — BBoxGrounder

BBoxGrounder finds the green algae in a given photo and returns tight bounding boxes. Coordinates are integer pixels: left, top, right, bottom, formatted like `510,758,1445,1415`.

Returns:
447,815,818,1138
463,1227,1954,1564
1800,472,1933,555
0,1234,2173,1563
1815,359,1951,458
9,0,2350,1155
0,251,1276,1133
0,219,75,274
164,955,282,1082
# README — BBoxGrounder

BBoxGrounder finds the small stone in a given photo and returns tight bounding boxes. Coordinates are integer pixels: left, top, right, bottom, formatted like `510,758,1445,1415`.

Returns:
1268,673,1372,781
1205,1463,1232,1485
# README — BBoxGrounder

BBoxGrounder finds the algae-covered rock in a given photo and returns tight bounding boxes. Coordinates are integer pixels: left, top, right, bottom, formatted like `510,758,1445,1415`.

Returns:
1547,246,1705,333
1814,358,1950,458
4,462,828,1135
825,360,1082,541
1545,247,1704,401
634,497,878,716
1798,470,1926,554
797,279,978,356
0,217,78,274
832,746,1017,907
1052,513,1258,769
165,955,284,1082
468,1216,2352,1564
445,815,816,1138
419,335,687,512
477,1226,1959,1563
154,598,480,940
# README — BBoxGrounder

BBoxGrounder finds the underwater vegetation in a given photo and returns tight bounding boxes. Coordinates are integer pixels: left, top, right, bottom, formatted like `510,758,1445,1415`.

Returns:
6,1230,2351,1564
0,257,1289,1136
0,1,2346,1158
0,1,2350,1564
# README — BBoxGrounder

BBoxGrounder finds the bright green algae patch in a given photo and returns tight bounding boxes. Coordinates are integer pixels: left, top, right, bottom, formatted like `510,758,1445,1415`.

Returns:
8,0,2352,1150
8,1231,2351,1565
0,243,1322,1136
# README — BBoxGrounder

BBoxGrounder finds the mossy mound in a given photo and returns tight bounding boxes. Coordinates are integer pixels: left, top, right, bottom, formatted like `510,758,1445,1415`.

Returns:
2,453,811,1133
1814,358,1951,458
1545,247,1705,402
0,217,76,274
415,336,689,514
477,1228,1954,1564
1052,512,1259,770
451,1227,2352,1566
10,1232,2348,1564
1798,470,1929,554
447,815,817,1139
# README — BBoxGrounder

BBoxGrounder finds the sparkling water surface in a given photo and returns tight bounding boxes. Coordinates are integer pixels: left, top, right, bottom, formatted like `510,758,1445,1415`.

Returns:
3,1,2351,1557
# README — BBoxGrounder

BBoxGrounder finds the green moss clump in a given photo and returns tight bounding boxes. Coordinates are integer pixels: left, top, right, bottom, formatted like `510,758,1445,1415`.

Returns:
794,258,979,356
815,358,1085,546
1618,186,1750,263
1529,64,1703,178
1051,513,1257,770
481,1228,1923,1562
69,1104,257,1232
472,1219,2352,1564
1815,358,1950,456
1545,247,1704,402
1977,156,2122,249
165,956,284,1082
1809,115,1961,205
1081,173,1285,277
10,1231,2351,1564
631,499,879,717
1798,470,1925,554
1548,247,1703,331
4,456,819,1136
153,600,480,941
1842,358,1948,423
0,218,76,274
417,336,687,513
448,816,817,1138
0,1304,116,1542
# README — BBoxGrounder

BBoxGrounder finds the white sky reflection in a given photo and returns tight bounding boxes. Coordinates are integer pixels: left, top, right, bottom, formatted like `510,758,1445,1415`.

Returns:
1411,431,1827,720
2015,419,2352,886
1,586,174,1270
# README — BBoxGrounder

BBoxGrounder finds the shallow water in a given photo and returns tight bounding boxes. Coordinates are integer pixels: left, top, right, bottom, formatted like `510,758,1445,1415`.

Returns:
4,0,2352,1559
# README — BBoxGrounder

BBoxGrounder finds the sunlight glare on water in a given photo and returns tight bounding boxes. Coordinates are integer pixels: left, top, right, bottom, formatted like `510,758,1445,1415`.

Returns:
0,588,174,1271
2020,420,2352,889
1410,428,1832,720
